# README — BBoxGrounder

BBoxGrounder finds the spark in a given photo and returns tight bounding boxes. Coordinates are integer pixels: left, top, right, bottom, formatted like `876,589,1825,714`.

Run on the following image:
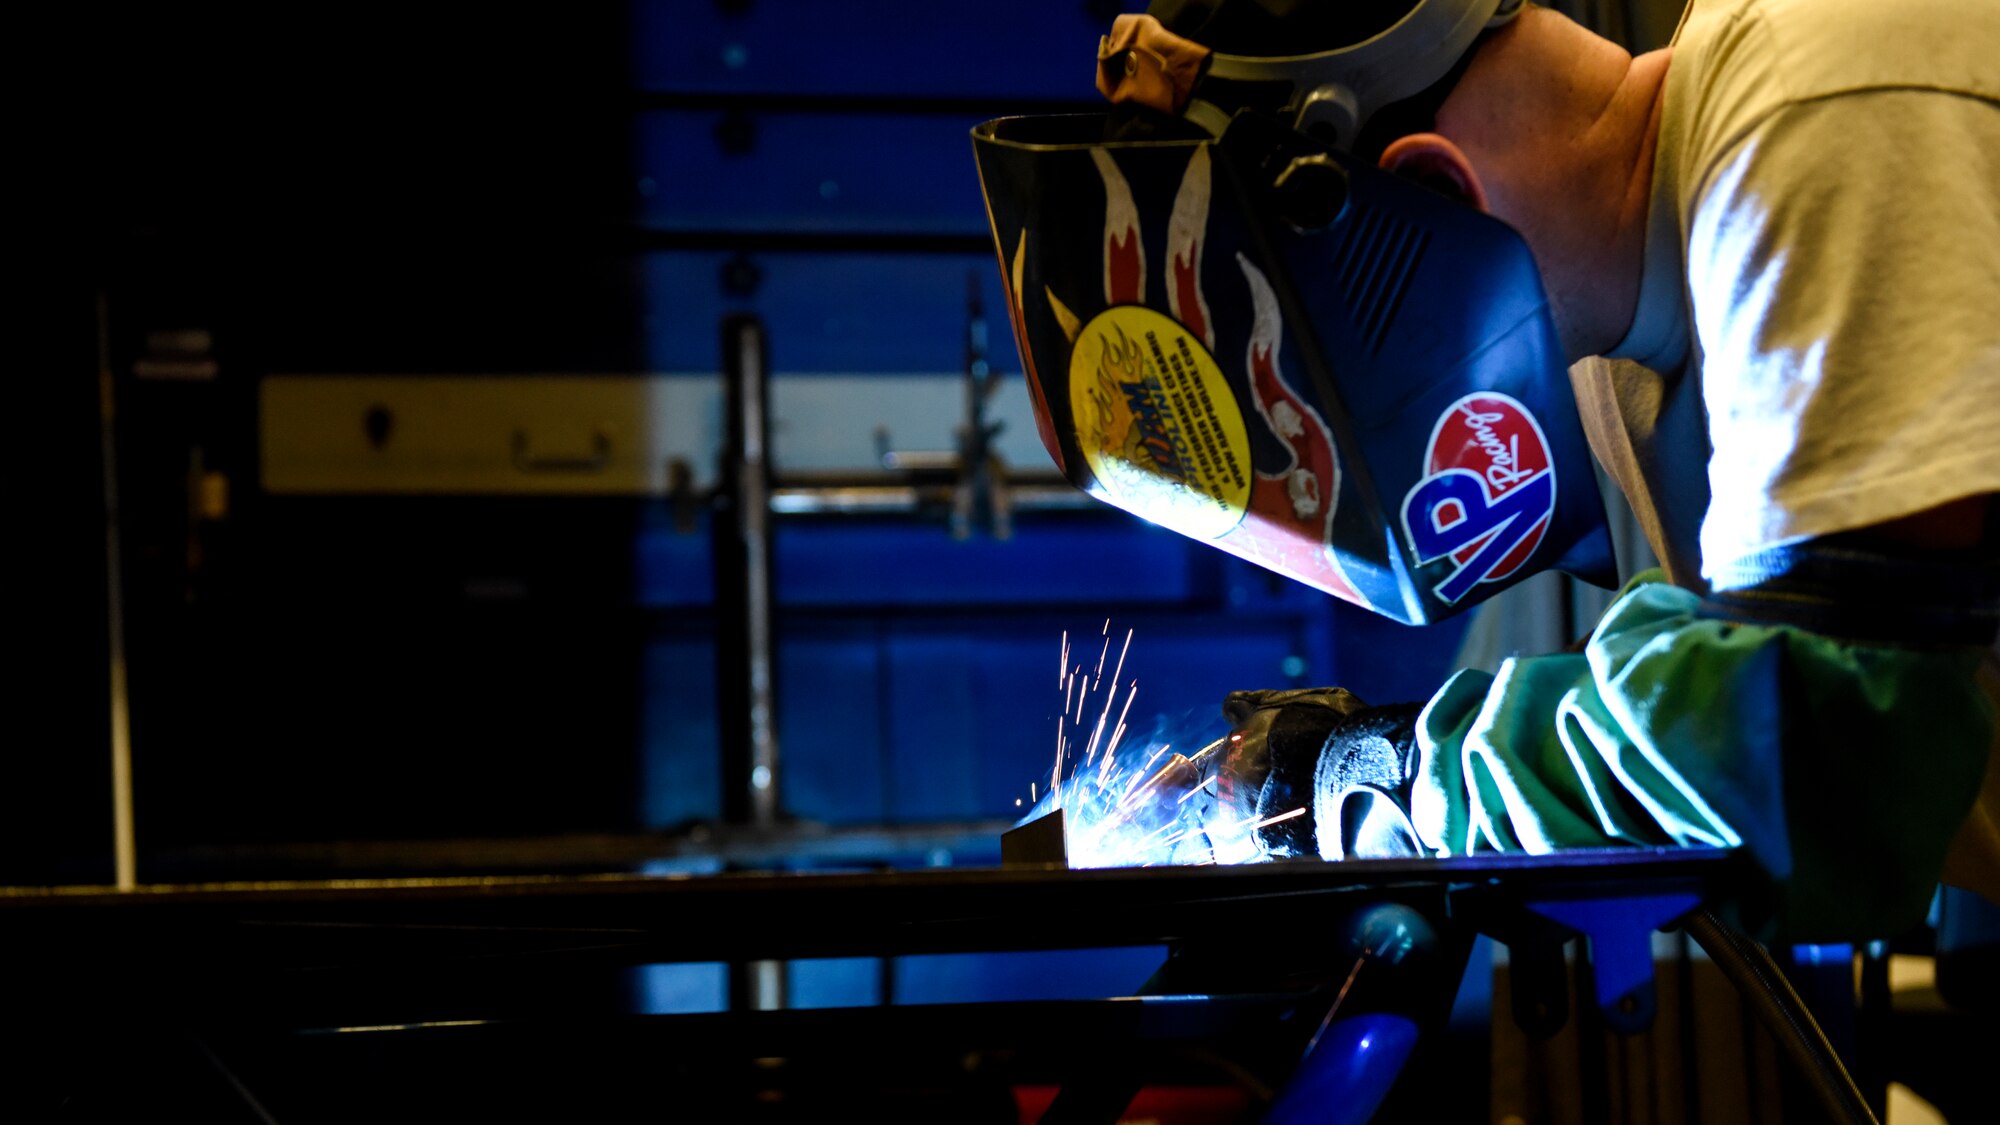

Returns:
1015,798,1023,807
1189,735,1228,763
1102,680,1139,766
1095,723,1120,784
1083,710,1109,770
1197,804,1303,839
1106,629,1133,698
1176,776,1217,804
1031,781,1037,801
1245,807,1305,832
1035,620,1233,869
1304,952,1373,1059
1122,744,1174,799
1086,671,1132,779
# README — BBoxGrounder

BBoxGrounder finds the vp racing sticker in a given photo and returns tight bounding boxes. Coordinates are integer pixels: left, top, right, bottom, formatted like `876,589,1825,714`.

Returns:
1400,393,1555,604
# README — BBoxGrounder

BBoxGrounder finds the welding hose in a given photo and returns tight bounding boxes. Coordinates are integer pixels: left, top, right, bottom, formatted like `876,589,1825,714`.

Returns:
1683,909,1879,1125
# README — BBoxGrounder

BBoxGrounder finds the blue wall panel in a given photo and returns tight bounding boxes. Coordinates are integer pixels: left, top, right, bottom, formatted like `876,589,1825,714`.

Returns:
787,958,883,1009
636,513,714,608
639,112,994,235
635,952,1175,1014
641,636,724,827
631,962,729,1015
892,947,1169,1004
882,633,983,820
645,251,1016,374
777,622,892,824
775,520,1203,606
634,0,1123,99
639,516,1214,609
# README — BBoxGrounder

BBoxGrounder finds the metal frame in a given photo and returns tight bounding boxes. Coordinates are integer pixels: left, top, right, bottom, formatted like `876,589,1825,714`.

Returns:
3,849,1747,1121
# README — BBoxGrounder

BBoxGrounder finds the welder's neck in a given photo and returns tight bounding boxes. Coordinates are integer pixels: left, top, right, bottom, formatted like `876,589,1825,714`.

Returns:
1590,44,1674,361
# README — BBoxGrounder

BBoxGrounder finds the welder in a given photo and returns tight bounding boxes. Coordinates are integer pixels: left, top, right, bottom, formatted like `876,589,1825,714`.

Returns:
977,0,1999,942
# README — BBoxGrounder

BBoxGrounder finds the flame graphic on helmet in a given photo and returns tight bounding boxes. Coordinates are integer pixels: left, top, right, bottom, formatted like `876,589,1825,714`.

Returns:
1014,142,1368,608
1092,148,1146,305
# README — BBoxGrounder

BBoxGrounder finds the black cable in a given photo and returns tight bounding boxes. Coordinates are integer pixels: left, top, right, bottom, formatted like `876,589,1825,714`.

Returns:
1683,910,1879,1125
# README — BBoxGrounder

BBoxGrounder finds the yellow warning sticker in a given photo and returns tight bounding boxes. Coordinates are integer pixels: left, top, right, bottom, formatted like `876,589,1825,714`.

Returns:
1068,306,1251,540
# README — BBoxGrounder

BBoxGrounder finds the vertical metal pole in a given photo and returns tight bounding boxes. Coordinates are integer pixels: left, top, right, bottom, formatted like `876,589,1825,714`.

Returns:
719,314,786,1011
97,292,137,890
720,314,780,829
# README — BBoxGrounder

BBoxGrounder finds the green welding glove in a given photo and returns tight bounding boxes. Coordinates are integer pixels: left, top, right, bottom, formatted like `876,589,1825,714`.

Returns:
1411,570,1991,942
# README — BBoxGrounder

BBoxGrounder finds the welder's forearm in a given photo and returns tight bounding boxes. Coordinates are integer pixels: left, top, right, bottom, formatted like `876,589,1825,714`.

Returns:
1408,576,1992,942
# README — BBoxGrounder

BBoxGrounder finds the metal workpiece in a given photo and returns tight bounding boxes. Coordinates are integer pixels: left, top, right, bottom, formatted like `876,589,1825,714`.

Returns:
1001,808,1069,867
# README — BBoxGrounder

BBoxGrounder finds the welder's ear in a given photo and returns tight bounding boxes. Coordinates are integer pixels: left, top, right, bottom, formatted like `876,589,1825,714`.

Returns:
1378,133,1489,212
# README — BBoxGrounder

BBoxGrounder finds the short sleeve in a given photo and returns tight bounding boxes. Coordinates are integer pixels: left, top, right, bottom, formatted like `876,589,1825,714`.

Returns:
1684,88,2000,577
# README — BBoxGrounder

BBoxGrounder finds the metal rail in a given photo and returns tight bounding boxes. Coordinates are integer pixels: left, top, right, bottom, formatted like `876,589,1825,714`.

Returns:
1,848,1741,969
131,821,1017,880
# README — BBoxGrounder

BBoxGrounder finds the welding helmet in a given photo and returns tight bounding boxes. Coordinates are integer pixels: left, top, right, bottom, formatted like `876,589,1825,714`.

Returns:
972,0,1616,624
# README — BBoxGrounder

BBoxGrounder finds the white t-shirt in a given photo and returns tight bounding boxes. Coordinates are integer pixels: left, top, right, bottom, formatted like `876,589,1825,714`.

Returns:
1572,0,2000,589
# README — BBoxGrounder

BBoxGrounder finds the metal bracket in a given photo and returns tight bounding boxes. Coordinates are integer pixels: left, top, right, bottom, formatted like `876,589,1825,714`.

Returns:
1526,891,1701,1035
